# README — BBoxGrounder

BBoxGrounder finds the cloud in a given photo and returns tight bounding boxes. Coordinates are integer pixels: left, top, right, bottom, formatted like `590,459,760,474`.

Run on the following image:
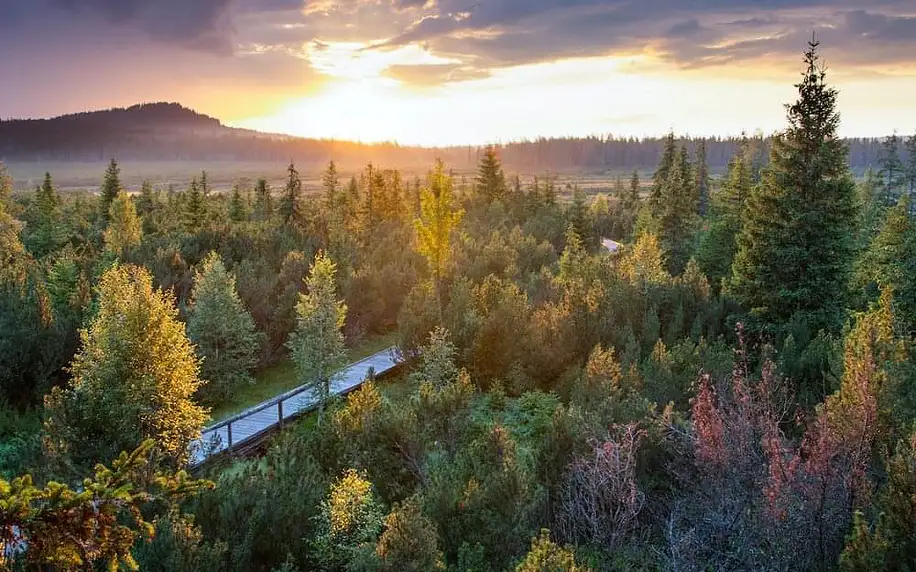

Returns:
50,0,235,53
383,63,490,84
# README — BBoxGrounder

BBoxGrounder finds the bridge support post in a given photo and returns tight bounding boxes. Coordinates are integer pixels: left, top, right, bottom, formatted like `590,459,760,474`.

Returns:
227,422,233,449
278,400,284,430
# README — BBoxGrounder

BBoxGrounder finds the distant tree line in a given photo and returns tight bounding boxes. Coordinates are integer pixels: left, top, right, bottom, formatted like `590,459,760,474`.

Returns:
1,102,910,173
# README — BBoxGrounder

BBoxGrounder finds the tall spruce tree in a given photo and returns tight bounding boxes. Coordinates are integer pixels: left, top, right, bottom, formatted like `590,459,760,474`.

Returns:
475,146,507,204
254,178,273,221
650,133,677,212
287,251,347,423
28,172,64,258
280,162,304,225
729,38,857,333
905,132,916,203
695,139,710,216
697,151,752,287
658,146,697,274
322,160,340,212
187,252,261,405
229,182,248,222
44,265,207,473
136,180,155,218
879,132,905,202
183,177,207,232
99,159,121,224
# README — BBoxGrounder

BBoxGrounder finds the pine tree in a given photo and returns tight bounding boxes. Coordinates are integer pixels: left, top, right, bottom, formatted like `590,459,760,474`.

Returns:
878,132,905,202
568,184,592,247
475,146,507,203
287,251,347,423
0,162,12,208
729,39,857,333
280,162,304,225
322,160,340,211
658,146,697,274
28,172,64,258
103,191,142,258
229,182,248,222
650,133,677,212
187,252,261,405
254,178,273,221
695,139,710,216
136,180,155,218
905,132,916,203
184,177,207,232
99,158,121,223
697,151,752,287
415,160,464,307
44,265,207,472
199,170,210,196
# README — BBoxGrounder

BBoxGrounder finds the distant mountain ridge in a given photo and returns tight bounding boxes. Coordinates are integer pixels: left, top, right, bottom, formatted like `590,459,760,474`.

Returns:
0,102,893,172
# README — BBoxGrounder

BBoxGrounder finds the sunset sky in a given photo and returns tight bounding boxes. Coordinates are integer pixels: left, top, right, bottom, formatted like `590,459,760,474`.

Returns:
2,0,915,146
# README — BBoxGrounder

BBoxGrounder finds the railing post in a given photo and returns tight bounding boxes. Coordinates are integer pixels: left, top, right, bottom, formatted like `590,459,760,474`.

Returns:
227,422,233,449
278,399,284,431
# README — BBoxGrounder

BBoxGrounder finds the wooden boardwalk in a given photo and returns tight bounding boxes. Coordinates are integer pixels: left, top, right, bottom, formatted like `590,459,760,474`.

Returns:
188,347,400,467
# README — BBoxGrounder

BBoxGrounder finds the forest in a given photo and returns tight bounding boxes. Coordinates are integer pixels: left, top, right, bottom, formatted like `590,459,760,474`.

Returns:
2,40,916,571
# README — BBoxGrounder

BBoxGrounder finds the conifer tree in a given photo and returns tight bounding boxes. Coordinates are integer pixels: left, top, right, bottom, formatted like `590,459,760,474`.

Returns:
475,146,507,203
187,252,261,405
44,265,207,473
697,151,752,287
254,178,273,221
280,161,304,225
415,160,464,306
322,160,340,211
905,131,916,200
878,132,905,201
695,139,710,216
622,170,641,229
99,158,121,223
287,251,347,423
568,185,592,247
136,180,155,218
199,170,210,197
184,177,207,232
229,182,248,222
0,162,12,208
650,133,677,212
103,191,142,258
729,39,857,333
658,146,697,274
28,172,64,258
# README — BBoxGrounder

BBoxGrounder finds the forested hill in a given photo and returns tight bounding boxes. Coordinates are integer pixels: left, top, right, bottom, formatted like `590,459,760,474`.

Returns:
0,102,895,172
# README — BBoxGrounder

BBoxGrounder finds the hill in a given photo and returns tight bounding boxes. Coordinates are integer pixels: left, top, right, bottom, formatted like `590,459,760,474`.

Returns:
0,102,892,172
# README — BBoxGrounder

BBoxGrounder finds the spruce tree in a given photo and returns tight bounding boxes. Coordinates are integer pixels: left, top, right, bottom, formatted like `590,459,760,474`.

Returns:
695,140,710,216
279,161,303,225
99,158,121,223
322,160,340,212
187,252,261,405
568,184,592,247
44,265,207,472
878,132,905,202
287,251,347,423
103,191,142,258
254,178,273,221
658,146,697,274
136,180,155,218
697,151,752,287
729,39,857,333
475,146,507,204
650,133,677,212
183,177,207,232
229,182,248,222
905,132,916,202
28,172,64,258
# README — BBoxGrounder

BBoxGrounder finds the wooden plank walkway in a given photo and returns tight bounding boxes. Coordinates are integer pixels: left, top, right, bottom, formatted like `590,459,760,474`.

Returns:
188,347,400,467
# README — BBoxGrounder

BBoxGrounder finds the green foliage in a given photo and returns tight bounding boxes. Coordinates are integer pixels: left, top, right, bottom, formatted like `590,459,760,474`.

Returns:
729,39,857,335
312,468,385,571
475,146,507,204
0,439,211,571
99,158,122,223
416,160,464,302
280,162,304,226
26,172,65,258
44,264,207,474
288,251,347,421
187,252,261,405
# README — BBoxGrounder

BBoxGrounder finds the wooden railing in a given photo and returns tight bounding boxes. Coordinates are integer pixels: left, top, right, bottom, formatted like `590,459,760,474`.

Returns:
188,347,400,467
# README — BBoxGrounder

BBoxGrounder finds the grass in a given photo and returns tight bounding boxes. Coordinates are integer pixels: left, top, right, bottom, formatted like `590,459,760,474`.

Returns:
207,332,399,423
